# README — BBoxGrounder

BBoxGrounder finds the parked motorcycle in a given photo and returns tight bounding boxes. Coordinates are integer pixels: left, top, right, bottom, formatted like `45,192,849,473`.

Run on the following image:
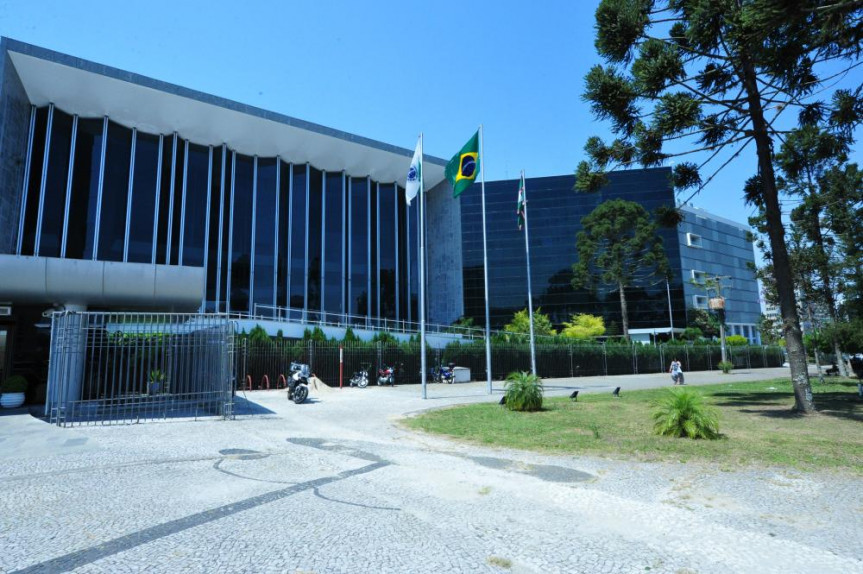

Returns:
287,361,310,404
431,364,455,384
377,364,395,386
349,364,370,388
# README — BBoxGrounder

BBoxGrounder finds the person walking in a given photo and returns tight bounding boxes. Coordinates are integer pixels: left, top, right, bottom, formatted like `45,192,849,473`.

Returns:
669,358,685,385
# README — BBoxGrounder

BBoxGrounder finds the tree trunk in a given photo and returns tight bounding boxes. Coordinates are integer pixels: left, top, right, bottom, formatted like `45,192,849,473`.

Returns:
739,58,816,413
619,282,630,341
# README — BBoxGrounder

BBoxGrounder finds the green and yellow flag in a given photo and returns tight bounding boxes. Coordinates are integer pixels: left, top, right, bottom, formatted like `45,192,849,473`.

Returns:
445,131,480,198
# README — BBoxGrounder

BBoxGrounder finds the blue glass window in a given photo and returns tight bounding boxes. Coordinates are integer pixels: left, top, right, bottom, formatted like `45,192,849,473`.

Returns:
39,109,74,258
289,164,307,309
307,167,323,318
253,157,277,311
349,177,368,316
204,147,222,311
181,143,209,267
277,160,291,308
65,118,103,260
323,172,344,318
154,136,173,265
19,107,48,256
230,153,253,313
379,183,397,319
127,132,160,263
97,121,132,262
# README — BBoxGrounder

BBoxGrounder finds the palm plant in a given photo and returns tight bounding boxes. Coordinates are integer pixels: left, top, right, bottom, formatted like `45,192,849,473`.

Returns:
652,388,720,440
504,371,543,412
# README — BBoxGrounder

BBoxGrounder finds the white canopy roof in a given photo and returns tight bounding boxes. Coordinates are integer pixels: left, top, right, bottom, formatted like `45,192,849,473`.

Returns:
6,39,447,187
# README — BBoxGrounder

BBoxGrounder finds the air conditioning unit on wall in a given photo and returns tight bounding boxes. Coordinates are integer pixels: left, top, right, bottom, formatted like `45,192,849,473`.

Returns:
0,306,11,317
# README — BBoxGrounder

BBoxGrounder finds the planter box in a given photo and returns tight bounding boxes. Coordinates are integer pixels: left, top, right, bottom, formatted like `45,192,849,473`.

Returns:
1,392,25,409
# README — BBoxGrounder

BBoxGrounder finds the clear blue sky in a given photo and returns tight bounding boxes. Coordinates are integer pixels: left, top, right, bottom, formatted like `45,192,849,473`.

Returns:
1,0,859,232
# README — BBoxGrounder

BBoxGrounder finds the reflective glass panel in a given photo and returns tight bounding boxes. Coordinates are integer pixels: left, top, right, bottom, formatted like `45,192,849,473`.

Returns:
349,177,368,316
379,183,396,319
289,164,307,309
217,149,232,312
169,139,186,264
127,132,160,263
181,142,209,266
65,118,103,260
154,136,173,265
97,121,132,262
323,172,344,317
230,153,254,313
39,109,74,258
408,196,419,321
253,158,277,311
277,161,291,308
205,148,222,311
370,182,378,319
307,167,323,318
20,107,48,256
397,186,407,321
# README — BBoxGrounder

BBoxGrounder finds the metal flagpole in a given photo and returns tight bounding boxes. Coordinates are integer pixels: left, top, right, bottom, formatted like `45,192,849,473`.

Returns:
419,133,427,399
522,171,537,375
479,125,492,394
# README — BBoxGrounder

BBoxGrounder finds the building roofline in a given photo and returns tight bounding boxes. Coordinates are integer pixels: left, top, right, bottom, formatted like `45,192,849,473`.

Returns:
1,37,447,170
679,203,750,232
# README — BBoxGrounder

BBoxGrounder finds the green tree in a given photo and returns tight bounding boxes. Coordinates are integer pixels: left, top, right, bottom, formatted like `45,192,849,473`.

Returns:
822,165,863,319
687,309,720,339
504,308,556,337
758,314,782,345
561,314,606,339
774,127,858,375
571,199,669,340
577,1,862,412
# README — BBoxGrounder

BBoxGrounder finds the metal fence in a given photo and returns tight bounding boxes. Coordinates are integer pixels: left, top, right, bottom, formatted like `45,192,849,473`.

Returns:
46,312,235,427
237,339,787,388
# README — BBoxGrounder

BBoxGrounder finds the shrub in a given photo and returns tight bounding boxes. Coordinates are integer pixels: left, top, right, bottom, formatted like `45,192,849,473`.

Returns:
503,371,543,412
725,335,748,346
1,375,28,394
652,388,720,439
718,360,734,373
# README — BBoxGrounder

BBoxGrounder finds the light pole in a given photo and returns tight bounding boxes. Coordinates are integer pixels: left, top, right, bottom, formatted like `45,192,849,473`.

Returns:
705,275,731,363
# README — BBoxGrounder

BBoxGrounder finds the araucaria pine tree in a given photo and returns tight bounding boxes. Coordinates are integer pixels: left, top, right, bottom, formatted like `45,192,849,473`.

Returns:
576,1,862,413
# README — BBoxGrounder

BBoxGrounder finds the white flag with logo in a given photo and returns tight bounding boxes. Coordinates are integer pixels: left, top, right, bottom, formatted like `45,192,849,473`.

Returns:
405,136,422,205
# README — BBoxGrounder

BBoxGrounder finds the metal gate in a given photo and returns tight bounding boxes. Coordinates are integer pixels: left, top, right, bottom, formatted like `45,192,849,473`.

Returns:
46,312,235,426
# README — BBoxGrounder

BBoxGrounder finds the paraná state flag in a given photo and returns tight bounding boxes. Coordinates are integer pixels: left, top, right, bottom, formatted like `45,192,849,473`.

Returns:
406,137,422,206
444,131,480,198
517,174,526,230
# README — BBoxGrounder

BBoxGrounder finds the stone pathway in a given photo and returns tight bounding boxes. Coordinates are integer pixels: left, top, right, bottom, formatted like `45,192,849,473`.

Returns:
0,367,860,573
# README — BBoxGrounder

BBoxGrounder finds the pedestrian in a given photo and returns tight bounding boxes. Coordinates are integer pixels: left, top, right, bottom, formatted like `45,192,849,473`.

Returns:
669,358,684,385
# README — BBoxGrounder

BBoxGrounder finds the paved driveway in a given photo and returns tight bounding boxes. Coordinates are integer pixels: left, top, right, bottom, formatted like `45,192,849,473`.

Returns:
0,368,860,573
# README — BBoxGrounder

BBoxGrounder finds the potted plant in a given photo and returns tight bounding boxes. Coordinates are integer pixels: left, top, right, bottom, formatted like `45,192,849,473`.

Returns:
148,369,167,394
1,375,28,408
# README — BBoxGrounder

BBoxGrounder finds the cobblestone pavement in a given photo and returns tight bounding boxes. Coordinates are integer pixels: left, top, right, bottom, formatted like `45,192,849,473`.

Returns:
0,368,861,573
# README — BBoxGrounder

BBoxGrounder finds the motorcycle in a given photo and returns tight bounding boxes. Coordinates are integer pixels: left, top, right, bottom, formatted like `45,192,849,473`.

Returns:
349,364,369,388
287,361,310,404
431,364,455,384
377,364,395,386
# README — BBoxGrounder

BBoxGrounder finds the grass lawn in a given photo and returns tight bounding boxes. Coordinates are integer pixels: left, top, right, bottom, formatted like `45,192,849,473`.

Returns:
402,378,863,473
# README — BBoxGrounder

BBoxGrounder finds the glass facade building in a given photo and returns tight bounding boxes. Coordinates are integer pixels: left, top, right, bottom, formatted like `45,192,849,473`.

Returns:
460,170,689,333
678,205,762,343
10,104,421,324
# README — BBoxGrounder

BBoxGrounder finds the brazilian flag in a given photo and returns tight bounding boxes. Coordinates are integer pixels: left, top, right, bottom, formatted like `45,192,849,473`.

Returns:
445,131,480,198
